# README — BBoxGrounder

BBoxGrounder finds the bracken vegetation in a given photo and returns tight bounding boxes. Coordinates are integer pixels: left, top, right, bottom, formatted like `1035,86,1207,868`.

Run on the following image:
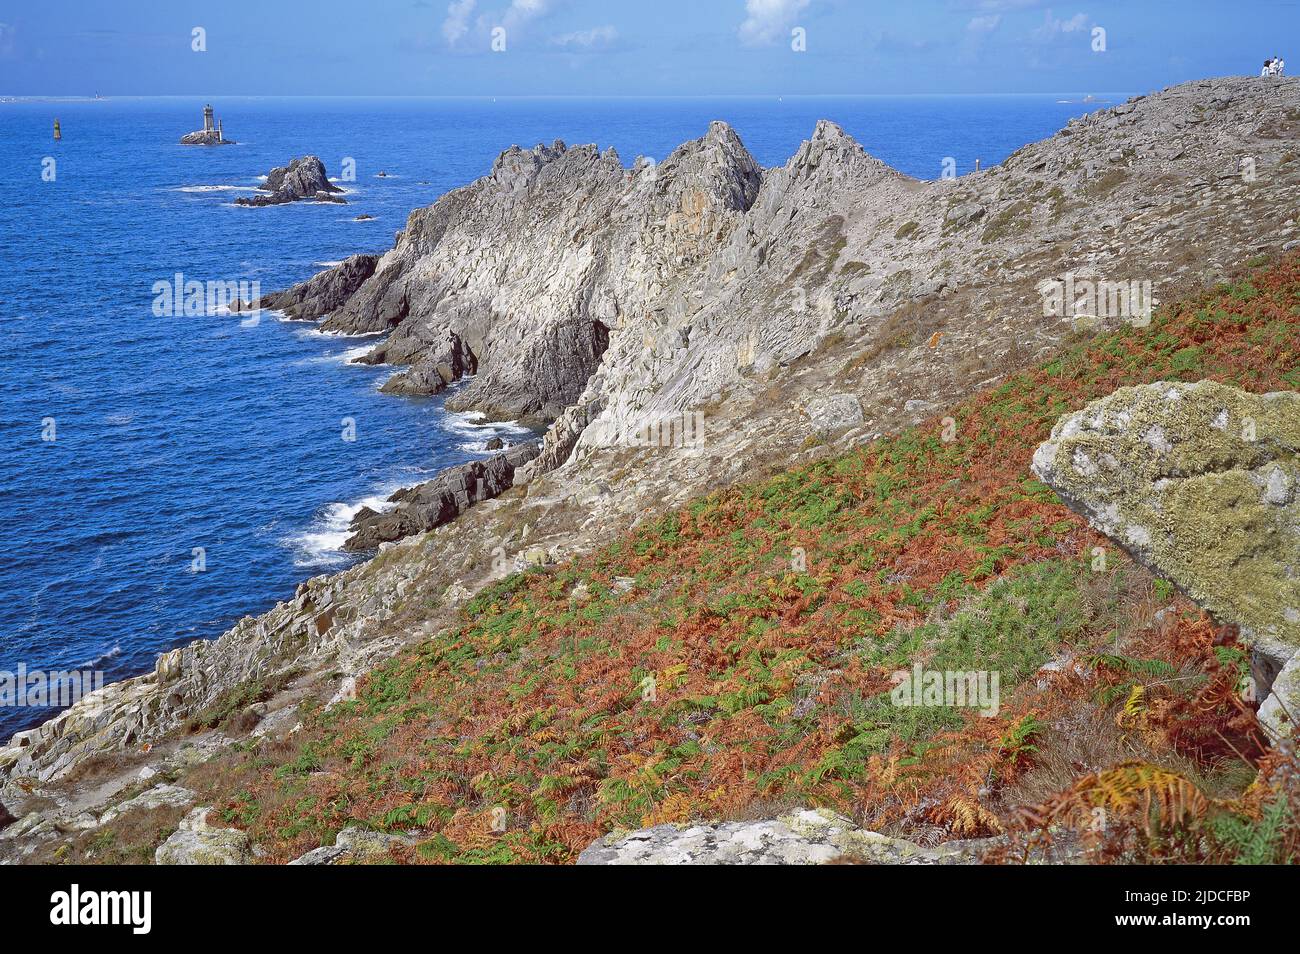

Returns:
192,254,1300,864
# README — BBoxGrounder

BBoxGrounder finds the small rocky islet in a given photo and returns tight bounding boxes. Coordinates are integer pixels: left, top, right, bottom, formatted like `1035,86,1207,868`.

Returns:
235,156,345,207
5,76,1300,865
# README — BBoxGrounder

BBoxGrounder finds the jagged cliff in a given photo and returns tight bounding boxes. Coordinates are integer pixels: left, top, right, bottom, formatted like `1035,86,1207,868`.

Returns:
5,76,1300,864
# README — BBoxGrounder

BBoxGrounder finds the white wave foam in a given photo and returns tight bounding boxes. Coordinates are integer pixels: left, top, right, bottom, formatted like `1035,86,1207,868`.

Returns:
176,184,259,193
84,644,122,668
296,343,375,366
442,408,532,440
304,326,379,339
288,493,394,567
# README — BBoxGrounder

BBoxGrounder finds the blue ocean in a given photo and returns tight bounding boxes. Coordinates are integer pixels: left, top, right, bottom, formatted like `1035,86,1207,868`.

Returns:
0,94,1112,737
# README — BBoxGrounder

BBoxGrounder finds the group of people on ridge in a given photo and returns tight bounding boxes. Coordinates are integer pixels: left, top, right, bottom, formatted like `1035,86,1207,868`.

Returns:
1262,56,1287,76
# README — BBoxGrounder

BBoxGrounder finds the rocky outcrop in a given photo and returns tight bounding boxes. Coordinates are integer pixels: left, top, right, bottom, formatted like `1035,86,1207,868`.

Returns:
179,130,235,146
99,784,195,825
155,807,252,865
288,826,413,865
360,326,477,395
577,809,996,865
249,254,378,321
1259,655,1300,740
344,441,539,550
236,156,345,207
1032,380,1300,734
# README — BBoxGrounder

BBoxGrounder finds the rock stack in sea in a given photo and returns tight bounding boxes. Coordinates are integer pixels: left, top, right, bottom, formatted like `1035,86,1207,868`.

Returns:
236,156,345,207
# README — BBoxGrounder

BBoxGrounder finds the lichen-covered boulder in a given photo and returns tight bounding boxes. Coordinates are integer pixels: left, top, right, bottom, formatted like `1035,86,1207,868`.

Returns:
287,826,414,865
1031,380,1300,709
154,807,252,865
99,784,194,826
576,808,990,865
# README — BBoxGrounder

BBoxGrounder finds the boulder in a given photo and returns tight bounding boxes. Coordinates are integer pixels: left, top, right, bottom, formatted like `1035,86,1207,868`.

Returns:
804,394,864,436
577,808,992,865
1032,380,1300,705
1258,654,1300,741
344,442,541,550
288,826,413,865
155,807,252,865
100,784,194,826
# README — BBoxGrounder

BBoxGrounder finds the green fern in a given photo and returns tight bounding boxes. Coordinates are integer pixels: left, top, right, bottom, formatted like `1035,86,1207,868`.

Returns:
1213,796,1293,865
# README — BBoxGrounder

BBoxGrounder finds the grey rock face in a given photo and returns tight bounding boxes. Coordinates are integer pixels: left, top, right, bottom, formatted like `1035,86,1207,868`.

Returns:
805,393,864,436
263,121,766,425
1258,654,1300,741
577,809,992,865
344,441,540,550
251,254,378,321
236,156,345,207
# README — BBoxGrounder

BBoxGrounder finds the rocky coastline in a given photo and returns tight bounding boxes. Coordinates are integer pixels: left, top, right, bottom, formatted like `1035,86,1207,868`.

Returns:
6,75,1300,864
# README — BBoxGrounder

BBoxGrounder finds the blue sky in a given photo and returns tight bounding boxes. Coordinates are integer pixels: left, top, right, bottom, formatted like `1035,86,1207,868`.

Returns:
0,1,1292,96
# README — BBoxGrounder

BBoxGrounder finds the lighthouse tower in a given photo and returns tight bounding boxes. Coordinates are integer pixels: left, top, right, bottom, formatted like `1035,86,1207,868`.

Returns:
203,104,215,133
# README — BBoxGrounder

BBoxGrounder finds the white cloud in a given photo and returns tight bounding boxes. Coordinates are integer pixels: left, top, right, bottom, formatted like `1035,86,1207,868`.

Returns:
738,0,811,47
1031,10,1090,41
501,0,550,31
442,0,476,45
443,0,554,47
550,25,618,49
967,14,1002,33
